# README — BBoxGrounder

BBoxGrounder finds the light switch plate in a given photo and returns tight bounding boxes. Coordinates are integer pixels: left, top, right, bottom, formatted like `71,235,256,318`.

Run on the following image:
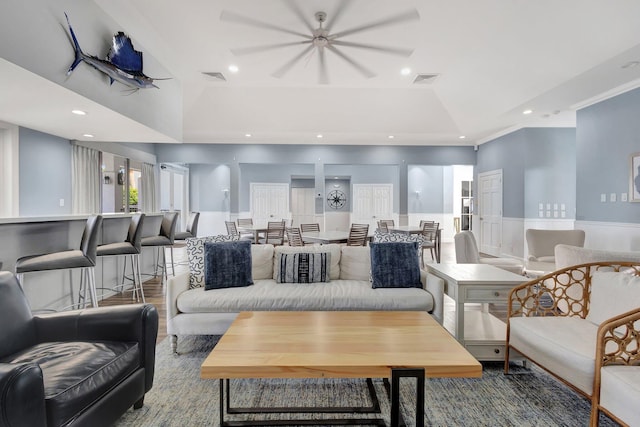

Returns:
610,193,617,202
621,192,628,202
600,194,606,202
59,199,64,207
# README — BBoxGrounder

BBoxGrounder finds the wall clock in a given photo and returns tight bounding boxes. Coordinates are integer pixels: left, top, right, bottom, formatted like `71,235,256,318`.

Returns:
327,190,346,209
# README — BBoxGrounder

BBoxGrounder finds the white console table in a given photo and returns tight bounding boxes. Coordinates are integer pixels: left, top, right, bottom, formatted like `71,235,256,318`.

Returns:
426,263,527,361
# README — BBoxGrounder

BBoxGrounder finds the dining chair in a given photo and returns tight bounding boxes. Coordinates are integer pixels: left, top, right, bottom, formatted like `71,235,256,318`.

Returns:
419,220,435,228
259,221,285,245
225,220,240,237
377,221,390,233
347,223,369,246
380,219,395,227
420,222,439,266
285,227,305,247
236,218,255,241
300,223,320,233
16,215,104,310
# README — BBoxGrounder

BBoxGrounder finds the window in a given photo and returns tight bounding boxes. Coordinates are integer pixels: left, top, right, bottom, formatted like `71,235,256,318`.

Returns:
101,153,144,213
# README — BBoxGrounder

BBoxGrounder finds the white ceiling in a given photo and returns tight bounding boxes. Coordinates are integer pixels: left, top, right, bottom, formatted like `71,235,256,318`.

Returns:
6,0,640,146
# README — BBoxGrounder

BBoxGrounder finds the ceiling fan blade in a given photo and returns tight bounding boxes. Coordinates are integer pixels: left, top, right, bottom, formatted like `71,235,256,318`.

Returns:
326,45,376,79
282,0,315,34
330,40,414,57
220,10,312,39
272,44,315,78
231,40,312,56
318,47,329,85
324,0,354,33
331,9,419,39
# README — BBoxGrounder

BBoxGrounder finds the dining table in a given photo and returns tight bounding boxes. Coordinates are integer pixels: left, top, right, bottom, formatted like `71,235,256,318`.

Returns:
388,225,443,263
236,225,267,242
301,230,373,245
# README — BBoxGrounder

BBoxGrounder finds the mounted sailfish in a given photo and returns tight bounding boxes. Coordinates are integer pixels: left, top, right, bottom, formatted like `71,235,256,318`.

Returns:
64,12,166,90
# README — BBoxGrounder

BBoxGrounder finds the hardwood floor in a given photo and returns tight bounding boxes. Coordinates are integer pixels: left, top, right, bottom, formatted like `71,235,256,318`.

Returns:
99,241,507,344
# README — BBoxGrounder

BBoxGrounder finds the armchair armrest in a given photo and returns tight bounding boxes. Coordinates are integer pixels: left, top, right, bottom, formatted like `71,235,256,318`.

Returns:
595,308,640,368
33,304,158,391
0,363,46,427
421,269,444,325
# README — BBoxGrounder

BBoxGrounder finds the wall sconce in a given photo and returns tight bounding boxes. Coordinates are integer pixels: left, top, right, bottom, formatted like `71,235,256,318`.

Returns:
222,189,229,198
415,190,421,199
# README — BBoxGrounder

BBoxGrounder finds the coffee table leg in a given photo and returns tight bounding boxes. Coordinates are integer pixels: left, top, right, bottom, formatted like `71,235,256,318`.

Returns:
390,368,425,427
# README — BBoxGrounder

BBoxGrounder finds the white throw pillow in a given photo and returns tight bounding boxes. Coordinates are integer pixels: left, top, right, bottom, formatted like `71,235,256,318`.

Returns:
186,235,239,288
586,271,640,326
340,246,371,281
251,244,274,280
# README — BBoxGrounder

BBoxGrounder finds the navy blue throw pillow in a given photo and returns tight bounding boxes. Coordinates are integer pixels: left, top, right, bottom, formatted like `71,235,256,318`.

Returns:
204,240,253,290
370,242,422,289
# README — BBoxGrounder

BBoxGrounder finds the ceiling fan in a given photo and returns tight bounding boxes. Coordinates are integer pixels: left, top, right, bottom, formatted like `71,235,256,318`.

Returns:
220,2,419,84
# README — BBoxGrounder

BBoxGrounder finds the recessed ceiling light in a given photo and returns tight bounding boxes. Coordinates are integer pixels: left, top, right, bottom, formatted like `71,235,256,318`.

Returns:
83,134,94,138
459,135,466,139
228,64,239,73
522,109,533,115
316,134,323,139
388,135,395,139
245,133,252,137
71,110,86,116
400,67,411,76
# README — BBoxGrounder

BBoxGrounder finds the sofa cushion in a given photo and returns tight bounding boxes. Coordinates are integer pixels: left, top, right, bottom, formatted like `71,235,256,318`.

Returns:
251,244,274,280
186,235,239,289
3,341,139,427
587,271,640,326
176,279,433,313
276,252,330,283
340,246,371,281
600,366,640,426
509,317,598,394
370,242,422,289
274,244,341,280
204,240,253,290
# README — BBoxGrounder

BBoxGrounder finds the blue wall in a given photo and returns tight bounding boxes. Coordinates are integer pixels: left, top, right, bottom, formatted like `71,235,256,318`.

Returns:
576,87,640,223
19,128,72,216
189,164,230,212
477,128,576,219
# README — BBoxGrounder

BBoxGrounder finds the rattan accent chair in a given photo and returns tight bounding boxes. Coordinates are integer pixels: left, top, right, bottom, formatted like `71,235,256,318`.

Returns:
285,227,305,247
505,262,640,427
347,223,369,246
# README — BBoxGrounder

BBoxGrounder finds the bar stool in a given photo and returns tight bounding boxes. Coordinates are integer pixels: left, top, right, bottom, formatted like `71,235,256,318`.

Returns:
141,211,178,281
172,212,199,267
15,215,103,309
96,213,146,302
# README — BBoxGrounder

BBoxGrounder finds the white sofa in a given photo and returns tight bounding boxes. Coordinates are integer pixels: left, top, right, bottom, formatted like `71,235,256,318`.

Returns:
167,243,445,353
505,258,640,427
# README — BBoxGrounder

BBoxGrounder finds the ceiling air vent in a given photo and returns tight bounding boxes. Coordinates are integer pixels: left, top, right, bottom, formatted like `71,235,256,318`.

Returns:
202,72,226,81
413,73,440,84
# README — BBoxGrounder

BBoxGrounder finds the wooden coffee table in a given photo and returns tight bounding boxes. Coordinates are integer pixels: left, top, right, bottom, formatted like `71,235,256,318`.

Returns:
201,311,481,426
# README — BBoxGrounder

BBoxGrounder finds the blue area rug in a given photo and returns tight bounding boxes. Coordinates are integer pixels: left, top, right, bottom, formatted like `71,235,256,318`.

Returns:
114,335,617,426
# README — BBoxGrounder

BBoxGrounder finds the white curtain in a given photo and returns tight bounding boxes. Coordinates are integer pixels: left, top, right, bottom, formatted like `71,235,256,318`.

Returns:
71,145,100,214
140,162,157,213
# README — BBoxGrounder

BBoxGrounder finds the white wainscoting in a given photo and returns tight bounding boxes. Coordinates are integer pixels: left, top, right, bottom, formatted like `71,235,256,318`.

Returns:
198,211,230,237
576,220,640,251
502,217,525,259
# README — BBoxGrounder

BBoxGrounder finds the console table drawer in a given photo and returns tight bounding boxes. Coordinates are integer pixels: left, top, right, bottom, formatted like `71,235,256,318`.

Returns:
465,288,510,302
466,343,506,360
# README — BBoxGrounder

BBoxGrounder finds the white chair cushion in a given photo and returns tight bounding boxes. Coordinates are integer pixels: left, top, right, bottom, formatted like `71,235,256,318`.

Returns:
340,246,371,281
273,244,341,280
509,317,598,394
600,366,640,426
587,271,640,326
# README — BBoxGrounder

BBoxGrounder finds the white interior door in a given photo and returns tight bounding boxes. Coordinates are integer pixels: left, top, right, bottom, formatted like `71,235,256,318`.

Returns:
352,184,393,230
159,165,189,230
478,170,503,256
291,188,315,227
250,183,290,227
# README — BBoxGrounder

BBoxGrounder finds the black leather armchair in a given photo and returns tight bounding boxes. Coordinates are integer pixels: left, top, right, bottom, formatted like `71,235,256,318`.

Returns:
0,271,158,427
